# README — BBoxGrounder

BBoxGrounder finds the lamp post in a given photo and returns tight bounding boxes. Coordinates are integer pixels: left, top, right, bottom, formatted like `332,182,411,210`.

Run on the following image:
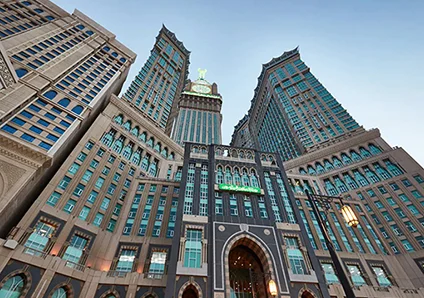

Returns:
305,189,358,298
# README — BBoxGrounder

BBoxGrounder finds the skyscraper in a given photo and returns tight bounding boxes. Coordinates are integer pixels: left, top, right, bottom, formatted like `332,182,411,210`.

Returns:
232,48,424,294
171,70,223,146
0,0,135,236
122,25,190,133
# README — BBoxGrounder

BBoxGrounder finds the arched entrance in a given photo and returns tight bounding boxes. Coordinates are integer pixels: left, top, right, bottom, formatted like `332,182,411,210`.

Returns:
226,236,276,298
182,285,198,298
300,290,316,298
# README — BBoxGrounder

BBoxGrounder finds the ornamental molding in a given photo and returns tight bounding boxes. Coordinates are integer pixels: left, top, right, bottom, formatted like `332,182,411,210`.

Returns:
0,134,51,168
283,129,381,170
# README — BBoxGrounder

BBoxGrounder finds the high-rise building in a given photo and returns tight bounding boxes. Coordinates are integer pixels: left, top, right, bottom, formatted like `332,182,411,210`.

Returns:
232,48,424,295
171,70,223,146
0,0,135,236
0,2,423,297
122,25,190,133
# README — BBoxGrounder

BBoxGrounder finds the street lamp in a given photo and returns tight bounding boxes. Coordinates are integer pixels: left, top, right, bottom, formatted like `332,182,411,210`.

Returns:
268,279,277,297
305,189,357,298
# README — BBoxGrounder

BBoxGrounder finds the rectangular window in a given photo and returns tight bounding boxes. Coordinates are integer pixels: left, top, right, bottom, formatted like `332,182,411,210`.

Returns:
63,199,76,213
24,221,55,254
347,265,367,286
184,229,202,268
47,191,61,206
322,263,339,284
147,251,167,278
58,176,71,190
93,213,104,227
116,249,136,272
285,237,307,275
79,206,90,221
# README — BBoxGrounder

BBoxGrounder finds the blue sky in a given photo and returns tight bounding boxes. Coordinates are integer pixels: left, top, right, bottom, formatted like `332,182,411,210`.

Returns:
53,0,424,166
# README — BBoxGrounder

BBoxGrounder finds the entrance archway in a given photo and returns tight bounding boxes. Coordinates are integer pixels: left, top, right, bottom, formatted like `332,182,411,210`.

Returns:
300,290,316,298
225,235,276,298
182,285,198,298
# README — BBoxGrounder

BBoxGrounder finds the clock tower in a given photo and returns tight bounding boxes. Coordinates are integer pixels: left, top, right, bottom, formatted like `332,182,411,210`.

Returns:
171,69,223,145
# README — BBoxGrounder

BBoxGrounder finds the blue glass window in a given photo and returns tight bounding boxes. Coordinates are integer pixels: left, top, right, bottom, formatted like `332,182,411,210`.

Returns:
16,68,28,78
34,8,44,13
86,30,94,36
1,125,17,134
37,119,49,127
120,57,126,63
76,24,85,30
44,112,56,120
53,127,65,134
58,98,70,107
22,1,31,6
43,90,57,100
60,120,70,127
11,118,25,126
111,52,118,57
29,126,42,134
103,46,110,52
47,134,58,142
20,111,33,119
46,16,54,21
21,133,35,142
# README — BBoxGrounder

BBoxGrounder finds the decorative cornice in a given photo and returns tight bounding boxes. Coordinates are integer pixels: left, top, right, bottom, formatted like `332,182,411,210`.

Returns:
160,24,190,56
0,134,51,168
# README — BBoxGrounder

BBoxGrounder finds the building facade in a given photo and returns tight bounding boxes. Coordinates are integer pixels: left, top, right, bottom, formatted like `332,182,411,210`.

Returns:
171,71,223,146
122,25,190,133
165,143,329,298
231,48,424,296
0,0,135,237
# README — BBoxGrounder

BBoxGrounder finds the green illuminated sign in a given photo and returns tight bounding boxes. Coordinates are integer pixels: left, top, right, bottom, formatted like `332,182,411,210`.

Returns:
218,184,261,194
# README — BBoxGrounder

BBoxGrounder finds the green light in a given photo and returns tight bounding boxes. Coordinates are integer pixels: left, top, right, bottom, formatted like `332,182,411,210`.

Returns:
218,184,261,194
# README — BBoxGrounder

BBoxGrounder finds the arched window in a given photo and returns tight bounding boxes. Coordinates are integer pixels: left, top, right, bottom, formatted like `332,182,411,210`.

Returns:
324,179,339,196
233,168,241,185
350,150,362,162
122,143,133,160
141,155,150,171
372,162,392,180
120,57,126,63
307,166,316,175
34,8,44,13
299,168,307,175
114,114,123,125
341,153,352,165
168,152,174,160
363,166,380,184
71,105,83,115
86,30,94,36
51,287,68,298
103,46,110,52
334,177,349,193
44,90,57,100
0,274,25,297
101,130,115,147
111,52,118,57
46,16,55,21
147,137,154,147
153,142,161,152
359,147,372,158
22,1,31,6
332,157,343,168
324,159,334,171
58,98,70,107
139,132,146,142
123,120,131,131
76,24,85,30
16,68,28,78
250,170,260,188
148,159,158,177
384,160,403,176
132,148,142,165
315,162,325,174
112,136,125,153
242,169,250,186
216,166,224,184
352,170,369,187
246,151,253,159
369,144,382,155
239,151,244,159
130,126,139,136
343,173,359,190
161,147,168,158
225,167,232,184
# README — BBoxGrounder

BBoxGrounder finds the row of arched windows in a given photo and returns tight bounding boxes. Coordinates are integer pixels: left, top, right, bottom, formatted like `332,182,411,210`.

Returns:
215,147,255,160
323,160,403,196
43,90,84,115
0,273,72,297
101,129,160,177
215,165,261,188
298,143,383,175
113,114,175,160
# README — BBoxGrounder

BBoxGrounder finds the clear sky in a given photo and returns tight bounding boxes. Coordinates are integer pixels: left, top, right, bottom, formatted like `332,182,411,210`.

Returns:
53,0,424,166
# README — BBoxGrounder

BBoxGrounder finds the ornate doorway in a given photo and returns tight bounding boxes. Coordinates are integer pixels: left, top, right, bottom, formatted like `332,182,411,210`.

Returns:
182,285,199,298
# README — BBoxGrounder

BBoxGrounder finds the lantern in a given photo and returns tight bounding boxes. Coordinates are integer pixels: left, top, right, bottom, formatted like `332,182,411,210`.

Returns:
268,279,278,296
341,204,359,227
